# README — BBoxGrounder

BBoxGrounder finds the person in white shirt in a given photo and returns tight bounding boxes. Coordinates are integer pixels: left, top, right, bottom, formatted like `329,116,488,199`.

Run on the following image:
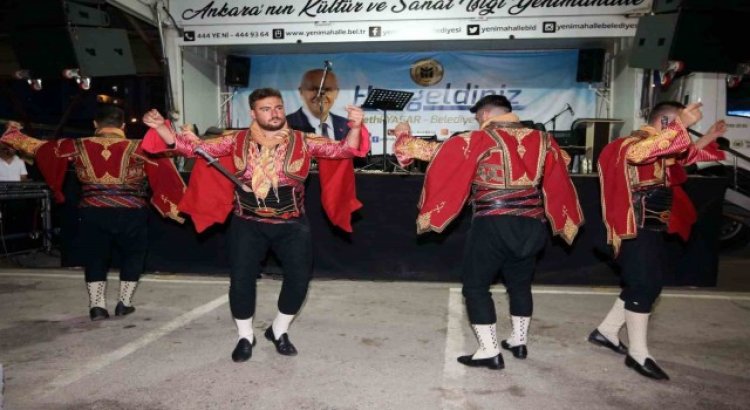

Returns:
0,144,28,182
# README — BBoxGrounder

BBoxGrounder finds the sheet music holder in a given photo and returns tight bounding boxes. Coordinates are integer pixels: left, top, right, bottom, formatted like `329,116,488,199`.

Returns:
359,88,414,172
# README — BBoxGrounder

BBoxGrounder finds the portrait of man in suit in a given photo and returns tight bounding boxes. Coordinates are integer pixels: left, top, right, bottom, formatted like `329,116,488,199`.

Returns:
286,69,350,141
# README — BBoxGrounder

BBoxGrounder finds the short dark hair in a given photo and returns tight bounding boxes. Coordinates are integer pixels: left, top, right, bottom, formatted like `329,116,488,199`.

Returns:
647,101,685,124
248,88,283,109
95,105,125,128
469,94,512,113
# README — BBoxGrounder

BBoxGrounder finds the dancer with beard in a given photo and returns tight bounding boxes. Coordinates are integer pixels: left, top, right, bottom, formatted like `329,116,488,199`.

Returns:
143,88,369,362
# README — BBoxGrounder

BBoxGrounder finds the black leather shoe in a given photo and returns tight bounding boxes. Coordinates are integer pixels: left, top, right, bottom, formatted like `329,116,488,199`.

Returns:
501,340,528,359
457,353,504,370
89,307,109,321
625,355,670,380
264,327,298,356
588,329,628,355
114,301,135,317
231,338,257,362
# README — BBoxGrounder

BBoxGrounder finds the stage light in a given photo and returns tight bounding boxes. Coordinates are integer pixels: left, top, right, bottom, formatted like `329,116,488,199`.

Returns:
62,68,91,90
29,78,42,91
727,75,742,89
13,69,30,80
77,77,91,90
62,68,80,79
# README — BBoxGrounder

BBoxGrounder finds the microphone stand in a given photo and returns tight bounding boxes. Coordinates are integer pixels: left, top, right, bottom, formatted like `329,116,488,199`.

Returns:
544,105,572,133
316,61,331,122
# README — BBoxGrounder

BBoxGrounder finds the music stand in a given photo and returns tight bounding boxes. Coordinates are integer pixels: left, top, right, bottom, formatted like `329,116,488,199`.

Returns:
359,88,414,172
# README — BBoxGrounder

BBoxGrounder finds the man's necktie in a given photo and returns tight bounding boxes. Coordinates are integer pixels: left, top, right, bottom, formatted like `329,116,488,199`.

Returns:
321,122,330,138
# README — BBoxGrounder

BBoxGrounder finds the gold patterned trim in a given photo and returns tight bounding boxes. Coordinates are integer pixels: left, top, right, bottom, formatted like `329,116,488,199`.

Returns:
599,140,638,256
485,128,545,188
1,130,45,156
284,130,306,182
397,136,440,162
626,127,678,163
154,195,185,223
287,158,304,173
416,201,445,234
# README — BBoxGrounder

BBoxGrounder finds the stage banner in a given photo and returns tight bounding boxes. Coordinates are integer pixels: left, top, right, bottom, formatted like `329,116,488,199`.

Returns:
176,1,652,25
174,1,650,44
231,50,595,155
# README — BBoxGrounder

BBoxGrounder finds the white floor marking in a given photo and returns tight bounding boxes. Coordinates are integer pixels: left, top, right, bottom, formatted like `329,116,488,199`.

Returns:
441,288,468,409
45,294,228,392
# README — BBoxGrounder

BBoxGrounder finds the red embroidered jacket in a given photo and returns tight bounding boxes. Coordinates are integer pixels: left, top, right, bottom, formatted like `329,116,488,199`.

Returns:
598,119,725,255
1,127,185,222
395,115,583,244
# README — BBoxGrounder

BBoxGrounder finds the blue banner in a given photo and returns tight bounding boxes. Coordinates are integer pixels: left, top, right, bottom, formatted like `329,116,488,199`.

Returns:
231,50,595,154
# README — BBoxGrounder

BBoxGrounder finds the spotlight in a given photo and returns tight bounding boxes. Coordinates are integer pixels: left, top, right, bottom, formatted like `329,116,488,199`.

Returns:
62,68,81,79
29,78,43,91
13,69,30,80
62,68,91,90
727,74,743,89
77,77,91,90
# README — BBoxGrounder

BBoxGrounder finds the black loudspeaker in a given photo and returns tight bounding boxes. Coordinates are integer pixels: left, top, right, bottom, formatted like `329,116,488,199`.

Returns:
577,49,605,83
225,55,250,88
10,27,136,78
630,3,750,73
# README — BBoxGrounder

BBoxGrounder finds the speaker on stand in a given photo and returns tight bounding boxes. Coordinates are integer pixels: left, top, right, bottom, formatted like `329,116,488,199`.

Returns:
225,55,251,88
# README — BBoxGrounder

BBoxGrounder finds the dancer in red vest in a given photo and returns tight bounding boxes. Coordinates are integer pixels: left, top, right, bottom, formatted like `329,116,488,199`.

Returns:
394,95,583,369
1,105,185,320
143,88,369,362
590,101,725,380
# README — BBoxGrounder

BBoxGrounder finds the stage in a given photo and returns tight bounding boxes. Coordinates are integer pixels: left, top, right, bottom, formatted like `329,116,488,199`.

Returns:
51,172,728,287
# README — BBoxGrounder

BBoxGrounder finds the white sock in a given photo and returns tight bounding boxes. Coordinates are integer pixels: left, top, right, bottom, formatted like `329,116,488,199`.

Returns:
471,324,500,359
271,312,295,339
118,281,139,307
86,281,106,309
235,317,254,343
597,298,625,344
507,316,530,346
625,310,651,365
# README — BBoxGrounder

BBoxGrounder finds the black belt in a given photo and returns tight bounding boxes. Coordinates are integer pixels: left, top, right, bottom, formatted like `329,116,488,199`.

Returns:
81,184,147,198
236,185,303,218
473,194,542,211
633,187,673,229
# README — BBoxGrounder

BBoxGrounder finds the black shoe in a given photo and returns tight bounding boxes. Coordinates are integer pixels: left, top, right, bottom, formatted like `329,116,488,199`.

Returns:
231,338,257,362
501,340,528,359
89,307,110,321
264,327,298,356
457,353,504,370
588,329,628,355
114,301,135,317
625,355,670,380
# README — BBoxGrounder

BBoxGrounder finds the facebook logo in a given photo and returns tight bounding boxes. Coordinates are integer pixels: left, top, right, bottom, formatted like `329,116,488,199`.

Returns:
369,26,382,37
